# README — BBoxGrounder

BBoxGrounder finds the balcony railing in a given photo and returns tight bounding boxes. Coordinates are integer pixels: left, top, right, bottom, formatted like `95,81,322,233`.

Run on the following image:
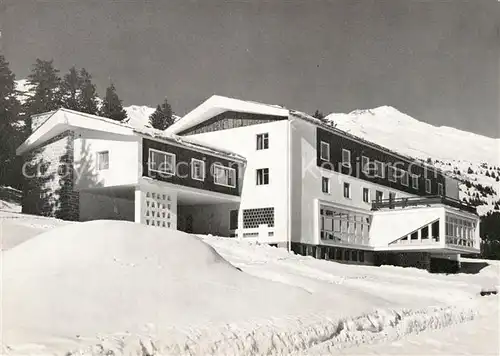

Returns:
371,195,477,215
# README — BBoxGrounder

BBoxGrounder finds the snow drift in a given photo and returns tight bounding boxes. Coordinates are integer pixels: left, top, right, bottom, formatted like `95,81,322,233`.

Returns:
2,220,328,354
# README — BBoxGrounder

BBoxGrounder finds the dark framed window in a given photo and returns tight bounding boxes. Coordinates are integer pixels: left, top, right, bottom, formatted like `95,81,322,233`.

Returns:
214,164,236,187
229,210,238,230
375,190,383,202
97,151,109,171
388,166,396,182
425,179,432,194
342,149,351,167
401,170,409,186
256,133,269,150
256,168,269,185
363,188,370,203
432,220,440,240
412,175,419,189
148,148,175,176
359,251,365,262
343,182,351,199
322,177,330,193
375,161,384,178
361,156,369,174
437,183,444,196
320,141,330,161
191,158,205,181
344,249,350,261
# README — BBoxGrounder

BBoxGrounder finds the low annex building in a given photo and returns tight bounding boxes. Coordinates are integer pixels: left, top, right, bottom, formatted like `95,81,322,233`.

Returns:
17,97,480,272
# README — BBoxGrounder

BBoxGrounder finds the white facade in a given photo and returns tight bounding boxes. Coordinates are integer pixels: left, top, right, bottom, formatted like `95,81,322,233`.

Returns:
187,120,291,245
18,101,481,267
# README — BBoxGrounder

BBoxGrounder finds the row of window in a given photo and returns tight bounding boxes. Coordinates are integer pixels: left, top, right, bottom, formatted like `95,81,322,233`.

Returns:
294,243,367,263
148,148,237,188
322,177,400,203
320,206,371,245
445,215,476,247
319,143,444,195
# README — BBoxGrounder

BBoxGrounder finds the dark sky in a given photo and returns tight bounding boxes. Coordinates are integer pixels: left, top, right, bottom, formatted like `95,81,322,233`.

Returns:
1,0,499,137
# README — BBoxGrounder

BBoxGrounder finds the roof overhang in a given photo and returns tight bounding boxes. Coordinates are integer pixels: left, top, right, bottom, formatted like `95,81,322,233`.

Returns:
16,108,246,163
166,95,289,135
16,108,134,156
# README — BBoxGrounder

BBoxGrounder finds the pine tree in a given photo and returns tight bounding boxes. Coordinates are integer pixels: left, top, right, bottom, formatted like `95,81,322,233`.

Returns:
0,54,23,188
313,110,325,120
24,59,62,119
78,68,99,115
100,83,127,122
149,98,174,130
61,66,81,111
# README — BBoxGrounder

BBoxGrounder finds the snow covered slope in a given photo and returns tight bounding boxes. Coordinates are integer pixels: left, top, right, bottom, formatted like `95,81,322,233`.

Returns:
325,106,499,166
1,217,499,355
326,106,500,215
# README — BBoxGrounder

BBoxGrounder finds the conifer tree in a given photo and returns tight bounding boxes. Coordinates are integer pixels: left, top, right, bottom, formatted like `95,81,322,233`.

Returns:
78,68,99,115
24,59,62,119
149,98,174,130
313,110,325,120
100,83,127,122
0,54,23,187
61,66,81,111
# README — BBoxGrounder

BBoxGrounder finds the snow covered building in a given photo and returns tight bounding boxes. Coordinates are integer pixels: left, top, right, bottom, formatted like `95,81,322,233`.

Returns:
17,97,480,271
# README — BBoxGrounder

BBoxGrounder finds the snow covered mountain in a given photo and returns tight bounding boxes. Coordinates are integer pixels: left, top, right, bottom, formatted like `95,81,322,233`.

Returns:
325,106,499,166
325,106,500,215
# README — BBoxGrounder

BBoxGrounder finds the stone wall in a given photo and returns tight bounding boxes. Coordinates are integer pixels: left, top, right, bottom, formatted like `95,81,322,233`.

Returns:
22,131,80,221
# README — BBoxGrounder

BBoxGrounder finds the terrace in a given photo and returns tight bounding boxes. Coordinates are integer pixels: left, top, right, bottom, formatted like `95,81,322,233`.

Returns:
371,195,477,215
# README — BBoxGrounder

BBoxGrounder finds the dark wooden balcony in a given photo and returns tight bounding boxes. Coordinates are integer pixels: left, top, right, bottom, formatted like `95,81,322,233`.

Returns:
371,195,477,215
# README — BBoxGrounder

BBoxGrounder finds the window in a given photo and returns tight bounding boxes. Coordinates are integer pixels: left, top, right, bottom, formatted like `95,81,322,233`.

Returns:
322,177,330,193
343,182,351,199
388,166,396,182
342,149,351,167
229,210,238,230
401,170,409,186
320,141,330,161
389,192,396,201
375,190,383,202
431,220,440,240
97,151,109,170
425,178,432,194
412,175,419,189
359,251,365,262
361,156,369,174
362,188,370,203
256,133,269,150
344,250,350,261
375,161,384,178
191,158,205,181
421,225,429,239
214,164,236,187
256,168,269,185
437,183,444,196
149,148,175,175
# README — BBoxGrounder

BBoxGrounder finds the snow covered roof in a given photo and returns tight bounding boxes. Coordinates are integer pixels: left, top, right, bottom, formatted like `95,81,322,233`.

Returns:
166,95,289,135
16,108,245,162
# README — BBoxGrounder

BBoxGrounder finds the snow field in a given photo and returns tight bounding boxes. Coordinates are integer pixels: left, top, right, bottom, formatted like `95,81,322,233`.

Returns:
1,219,498,355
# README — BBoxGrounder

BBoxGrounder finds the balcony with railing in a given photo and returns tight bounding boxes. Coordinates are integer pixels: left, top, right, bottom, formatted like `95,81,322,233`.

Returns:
371,195,477,215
